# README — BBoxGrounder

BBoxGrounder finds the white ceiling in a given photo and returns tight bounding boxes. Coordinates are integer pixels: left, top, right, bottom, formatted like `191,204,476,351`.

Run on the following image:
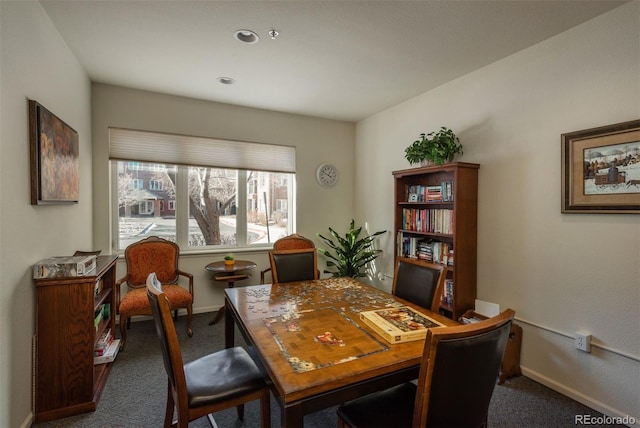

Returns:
40,0,626,122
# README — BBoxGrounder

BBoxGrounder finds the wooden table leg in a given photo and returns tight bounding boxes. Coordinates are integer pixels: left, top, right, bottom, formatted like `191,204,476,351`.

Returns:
282,404,304,428
209,306,226,325
209,279,237,325
224,297,234,349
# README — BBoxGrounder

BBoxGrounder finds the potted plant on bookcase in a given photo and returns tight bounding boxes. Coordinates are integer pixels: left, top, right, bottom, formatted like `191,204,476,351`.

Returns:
404,127,463,166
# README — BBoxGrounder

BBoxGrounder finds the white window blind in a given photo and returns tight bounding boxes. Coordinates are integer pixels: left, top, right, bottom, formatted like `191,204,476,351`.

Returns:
109,127,296,173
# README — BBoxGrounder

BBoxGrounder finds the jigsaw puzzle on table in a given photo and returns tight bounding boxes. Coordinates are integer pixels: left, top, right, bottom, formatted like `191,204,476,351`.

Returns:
264,307,389,373
238,278,406,373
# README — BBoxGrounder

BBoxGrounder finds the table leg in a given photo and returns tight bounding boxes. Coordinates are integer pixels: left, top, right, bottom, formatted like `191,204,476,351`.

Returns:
209,306,226,325
224,297,234,349
209,281,235,325
281,404,304,428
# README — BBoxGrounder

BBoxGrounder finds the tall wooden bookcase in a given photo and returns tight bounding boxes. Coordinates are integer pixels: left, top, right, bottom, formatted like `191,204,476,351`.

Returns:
33,255,118,423
392,162,479,320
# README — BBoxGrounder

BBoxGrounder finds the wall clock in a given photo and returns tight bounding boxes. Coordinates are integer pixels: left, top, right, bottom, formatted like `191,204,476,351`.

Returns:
316,163,339,187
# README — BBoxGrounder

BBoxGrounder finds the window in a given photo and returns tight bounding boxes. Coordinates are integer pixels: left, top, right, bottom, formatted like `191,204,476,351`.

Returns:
139,200,154,214
110,128,296,252
130,179,143,190
150,179,164,190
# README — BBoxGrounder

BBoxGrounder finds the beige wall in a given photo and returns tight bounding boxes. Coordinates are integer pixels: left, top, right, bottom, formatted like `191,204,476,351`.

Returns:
3,0,639,426
0,2,93,427
91,84,355,314
355,2,639,422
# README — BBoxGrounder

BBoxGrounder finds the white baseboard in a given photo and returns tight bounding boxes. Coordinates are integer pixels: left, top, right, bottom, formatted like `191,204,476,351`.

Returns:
521,367,639,427
19,411,33,428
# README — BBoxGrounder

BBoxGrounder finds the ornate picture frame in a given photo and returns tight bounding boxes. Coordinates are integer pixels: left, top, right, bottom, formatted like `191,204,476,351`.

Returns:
561,119,640,214
29,100,79,205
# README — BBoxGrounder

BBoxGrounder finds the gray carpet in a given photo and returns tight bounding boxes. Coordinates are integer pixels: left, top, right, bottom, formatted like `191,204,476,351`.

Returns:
33,313,623,428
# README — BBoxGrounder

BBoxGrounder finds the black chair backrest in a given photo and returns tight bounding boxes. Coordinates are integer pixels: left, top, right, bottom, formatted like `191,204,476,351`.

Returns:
269,248,318,283
393,257,446,311
146,272,185,394
415,309,514,427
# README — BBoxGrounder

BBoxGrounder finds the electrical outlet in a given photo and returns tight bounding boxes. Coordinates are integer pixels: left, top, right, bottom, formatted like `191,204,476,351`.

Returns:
575,332,592,352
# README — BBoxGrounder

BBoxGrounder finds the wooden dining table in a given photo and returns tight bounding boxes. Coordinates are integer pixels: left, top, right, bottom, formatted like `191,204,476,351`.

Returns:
224,277,457,428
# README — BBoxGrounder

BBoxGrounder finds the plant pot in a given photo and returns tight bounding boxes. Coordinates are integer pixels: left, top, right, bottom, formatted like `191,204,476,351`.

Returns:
224,260,235,267
420,159,435,167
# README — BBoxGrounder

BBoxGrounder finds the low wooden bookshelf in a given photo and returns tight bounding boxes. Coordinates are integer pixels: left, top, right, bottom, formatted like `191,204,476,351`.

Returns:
33,255,118,423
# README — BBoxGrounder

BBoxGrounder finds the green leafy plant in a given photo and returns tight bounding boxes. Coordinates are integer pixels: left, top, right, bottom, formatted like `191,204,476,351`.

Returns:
224,253,235,261
404,127,463,165
317,219,386,278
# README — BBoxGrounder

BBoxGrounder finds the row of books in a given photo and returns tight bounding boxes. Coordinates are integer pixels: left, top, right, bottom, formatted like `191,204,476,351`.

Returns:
94,303,111,331
94,326,120,364
94,278,104,296
401,208,453,234
442,279,454,305
405,181,454,202
94,339,120,365
398,234,454,266
95,328,114,356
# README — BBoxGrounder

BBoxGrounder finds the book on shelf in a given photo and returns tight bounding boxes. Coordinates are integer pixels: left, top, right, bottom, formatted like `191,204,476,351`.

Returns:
359,306,445,344
94,328,113,356
94,303,111,330
94,339,120,365
405,181,454,203
401,208,453,234
442,279,454,306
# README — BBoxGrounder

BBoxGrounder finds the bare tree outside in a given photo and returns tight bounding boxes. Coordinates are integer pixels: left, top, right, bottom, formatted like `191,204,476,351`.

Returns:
188,167,238,245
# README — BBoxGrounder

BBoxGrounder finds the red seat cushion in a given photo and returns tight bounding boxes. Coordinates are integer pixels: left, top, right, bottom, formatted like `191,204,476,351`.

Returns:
120,285,192,315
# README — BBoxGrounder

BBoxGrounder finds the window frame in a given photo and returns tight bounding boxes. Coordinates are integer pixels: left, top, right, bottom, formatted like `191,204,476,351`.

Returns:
110,162,296,254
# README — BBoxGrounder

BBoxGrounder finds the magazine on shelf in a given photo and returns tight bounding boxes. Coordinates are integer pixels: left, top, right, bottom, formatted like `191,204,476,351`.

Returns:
94,339,120,365
359,306,445,344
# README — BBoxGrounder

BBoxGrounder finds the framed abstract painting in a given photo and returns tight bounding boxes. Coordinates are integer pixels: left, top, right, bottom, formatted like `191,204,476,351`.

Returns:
29,100,79,205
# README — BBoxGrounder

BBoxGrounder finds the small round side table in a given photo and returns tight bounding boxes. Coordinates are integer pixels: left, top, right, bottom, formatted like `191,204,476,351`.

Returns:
205,260,257,325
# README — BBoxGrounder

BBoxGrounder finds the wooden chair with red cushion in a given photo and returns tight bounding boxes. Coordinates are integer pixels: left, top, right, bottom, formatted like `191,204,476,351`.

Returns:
260,233,316,283
116,236,193,350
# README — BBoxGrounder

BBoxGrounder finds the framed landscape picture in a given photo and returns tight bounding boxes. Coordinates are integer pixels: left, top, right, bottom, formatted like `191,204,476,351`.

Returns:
29,100,79,205
561,119,640,214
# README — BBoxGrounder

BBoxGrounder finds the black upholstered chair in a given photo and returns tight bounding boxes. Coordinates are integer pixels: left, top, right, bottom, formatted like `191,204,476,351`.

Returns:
146,273,271,428
268,248,319,283
392,257,447,312
337,309,515,428
261,233,316,283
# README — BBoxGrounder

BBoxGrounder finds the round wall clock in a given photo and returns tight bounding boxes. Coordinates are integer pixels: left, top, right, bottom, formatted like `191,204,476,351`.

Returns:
316,163,339,187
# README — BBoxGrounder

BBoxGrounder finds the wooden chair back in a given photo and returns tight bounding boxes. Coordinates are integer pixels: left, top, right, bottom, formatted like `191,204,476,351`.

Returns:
116,236,193,350
261,233,316,283
146,273,187,410
392,257,447,312
269,248,319,283
413,309,515,427
123,236,181,288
